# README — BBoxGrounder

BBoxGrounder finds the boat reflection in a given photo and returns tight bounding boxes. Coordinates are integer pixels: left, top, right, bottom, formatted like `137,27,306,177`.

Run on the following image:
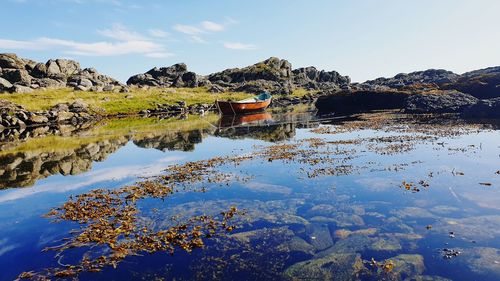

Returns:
217,112,274,128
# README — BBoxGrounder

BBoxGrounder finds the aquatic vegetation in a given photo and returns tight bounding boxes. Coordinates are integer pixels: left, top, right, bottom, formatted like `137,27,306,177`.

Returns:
6,110,500,280
17,155,253,280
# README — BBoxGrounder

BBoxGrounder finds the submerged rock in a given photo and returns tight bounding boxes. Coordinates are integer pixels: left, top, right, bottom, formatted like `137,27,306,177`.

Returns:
285,252,365,280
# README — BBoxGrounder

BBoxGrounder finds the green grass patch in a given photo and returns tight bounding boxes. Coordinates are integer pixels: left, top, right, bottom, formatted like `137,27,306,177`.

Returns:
0,87,253,115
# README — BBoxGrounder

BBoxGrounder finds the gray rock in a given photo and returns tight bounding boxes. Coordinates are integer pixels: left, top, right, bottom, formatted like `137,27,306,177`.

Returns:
31,63,47,78
12,85,33,93
208,84,225,93
69,100,88,113
28,114,49,124
45,59,61,77
34,78,65,88
55,59,80,76
0,53,26,69
404,90,478,113
79,78,93,88
361,69,459,90
74,85,89,91
2,69,32,85
0,77,13,92
103,84,114,91
127,63,196,88
462,97,500,118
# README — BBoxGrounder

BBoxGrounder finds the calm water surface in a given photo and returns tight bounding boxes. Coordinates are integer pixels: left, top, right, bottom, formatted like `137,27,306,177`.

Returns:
0,108,499,280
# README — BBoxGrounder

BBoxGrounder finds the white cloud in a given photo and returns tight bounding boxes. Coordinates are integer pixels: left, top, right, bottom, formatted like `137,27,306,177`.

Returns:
223,41,258,50
173,24,204,35
97,23,145,41
0,24,173,58
173,20,229,44
201,21,224,32
190,36,208,44
148,28,170,38
0,156,185,203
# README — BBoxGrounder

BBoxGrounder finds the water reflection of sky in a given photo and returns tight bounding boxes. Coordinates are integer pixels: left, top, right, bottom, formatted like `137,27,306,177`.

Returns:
0,115,499,281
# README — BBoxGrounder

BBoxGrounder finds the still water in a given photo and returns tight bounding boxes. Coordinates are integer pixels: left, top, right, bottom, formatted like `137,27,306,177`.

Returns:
0,107,499,280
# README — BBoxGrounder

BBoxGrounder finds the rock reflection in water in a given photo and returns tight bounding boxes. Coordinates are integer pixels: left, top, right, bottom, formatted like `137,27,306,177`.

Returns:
0,110,320,189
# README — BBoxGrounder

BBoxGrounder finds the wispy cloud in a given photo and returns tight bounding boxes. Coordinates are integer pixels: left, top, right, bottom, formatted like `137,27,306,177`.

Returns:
173,24,204,36
0,24,173,58
148,28,170,38
223,41,258,50
173,19,231,44
200,20,225,32
97,23,145,41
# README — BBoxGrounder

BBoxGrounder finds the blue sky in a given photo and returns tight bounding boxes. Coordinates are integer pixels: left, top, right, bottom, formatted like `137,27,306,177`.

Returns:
1,0,499,82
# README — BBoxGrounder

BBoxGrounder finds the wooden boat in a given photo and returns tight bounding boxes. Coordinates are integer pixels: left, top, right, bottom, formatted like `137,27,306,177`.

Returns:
216,92,272,115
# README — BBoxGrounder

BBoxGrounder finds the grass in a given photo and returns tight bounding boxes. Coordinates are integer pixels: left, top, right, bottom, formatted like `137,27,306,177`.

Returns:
0,87,253,115
0,86,316,116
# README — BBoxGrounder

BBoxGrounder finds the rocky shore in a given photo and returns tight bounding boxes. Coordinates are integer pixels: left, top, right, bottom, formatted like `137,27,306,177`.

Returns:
0,99,95,130
317,66,500,117
1,52,500,128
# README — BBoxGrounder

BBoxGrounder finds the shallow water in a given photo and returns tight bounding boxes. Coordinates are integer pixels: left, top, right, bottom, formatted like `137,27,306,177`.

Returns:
0,108,499,280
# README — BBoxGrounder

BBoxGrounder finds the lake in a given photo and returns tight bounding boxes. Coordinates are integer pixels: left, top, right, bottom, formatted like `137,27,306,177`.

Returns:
0,106,499,281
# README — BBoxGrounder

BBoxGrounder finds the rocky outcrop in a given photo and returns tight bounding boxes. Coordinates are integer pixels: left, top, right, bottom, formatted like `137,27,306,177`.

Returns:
360,69,459,91
359,66,500,100
292,66,350,90
443,66,500,99
127,57,351,95
127,63,202,88
0,53,127,93
462,97,500,119
0,99,95,130
404,90,479,113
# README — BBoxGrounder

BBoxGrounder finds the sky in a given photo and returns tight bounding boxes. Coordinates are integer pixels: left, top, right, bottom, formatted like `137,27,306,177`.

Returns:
1,0,500,83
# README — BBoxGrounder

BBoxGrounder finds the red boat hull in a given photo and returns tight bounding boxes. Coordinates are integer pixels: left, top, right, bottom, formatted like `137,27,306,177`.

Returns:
216,99,271,115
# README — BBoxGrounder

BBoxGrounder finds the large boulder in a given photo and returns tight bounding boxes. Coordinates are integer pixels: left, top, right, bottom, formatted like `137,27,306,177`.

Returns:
2,69,32,85
0,77,13,92
404,90,478,113
127,63,197,87
462,97,500,119
0,53,26,69
208,57,292,83
293,66,350,90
